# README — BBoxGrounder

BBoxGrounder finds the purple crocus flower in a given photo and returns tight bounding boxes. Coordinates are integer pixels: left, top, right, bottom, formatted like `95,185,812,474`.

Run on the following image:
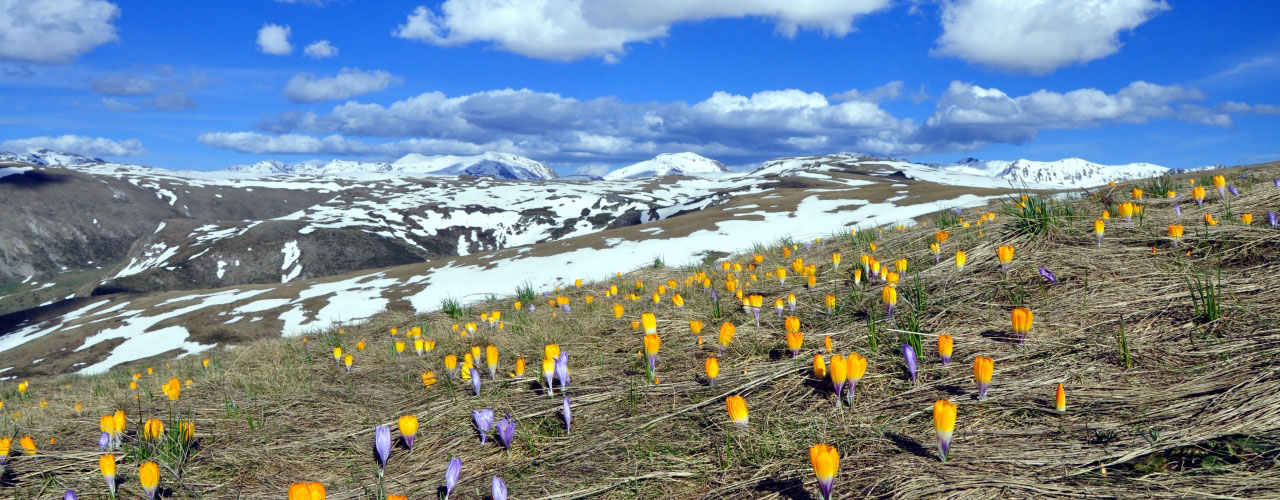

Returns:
954,206,963,215
562,303,570,313
1270,211,1278,228
64,490,78,500
902,344,918,383
555,352,570,393
492,477,508,500
495,414,515,450
805,242,812,250
97,432,110,451
374,425,391,474
1273,178,1279,189
1174,202,1182,218
1229,185,1240,197
471,367,482,396
1039,267,1057,285
562,396,572,435
444,457,462,500
473,409,494,445
710,290,718,303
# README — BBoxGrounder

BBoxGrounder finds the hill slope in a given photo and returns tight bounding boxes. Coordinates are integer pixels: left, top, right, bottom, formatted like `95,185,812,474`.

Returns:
1,162,1277,499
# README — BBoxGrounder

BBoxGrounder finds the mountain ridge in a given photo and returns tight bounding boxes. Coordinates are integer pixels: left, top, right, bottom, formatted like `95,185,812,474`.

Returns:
226,152,557,180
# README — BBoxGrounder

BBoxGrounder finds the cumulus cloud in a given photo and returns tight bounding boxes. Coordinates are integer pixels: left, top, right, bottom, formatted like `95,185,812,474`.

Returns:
934,0,1169,74
282,68,401,103
143,92,197,111
2,134,146,156
203,80,1239,162
303,40,338,59
912,80,1224,151
90,71,156,96
257,23,292,55
246,85,905,160
0,0,120,64
572,164,611,177
394,0,892,62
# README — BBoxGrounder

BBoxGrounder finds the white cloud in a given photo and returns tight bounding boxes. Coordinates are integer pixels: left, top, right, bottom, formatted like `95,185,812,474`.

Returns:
303,40,338,59
1216,101,1253,114
90,71,155,96
1254,104,1280,115
831,81,906,103
0,0,120,64
207,80,1239,162
143,92,197,111
393,0,892,62
2,134,146,156
934,0,1169,74
282,68,401,103
1202,54,1280,85
257,23,292,56
101,97,138,112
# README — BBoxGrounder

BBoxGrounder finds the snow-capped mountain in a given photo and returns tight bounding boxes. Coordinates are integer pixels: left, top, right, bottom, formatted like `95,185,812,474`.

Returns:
938,158,1170,188
603,152,728,180
390,152,557,180
0,149,104,166
227,152,556,180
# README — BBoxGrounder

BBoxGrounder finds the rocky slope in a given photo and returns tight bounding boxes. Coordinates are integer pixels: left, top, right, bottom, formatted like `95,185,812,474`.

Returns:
0,160,336,285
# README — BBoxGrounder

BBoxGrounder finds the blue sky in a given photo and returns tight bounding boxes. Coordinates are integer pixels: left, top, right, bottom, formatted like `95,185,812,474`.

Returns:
0,0,1277,175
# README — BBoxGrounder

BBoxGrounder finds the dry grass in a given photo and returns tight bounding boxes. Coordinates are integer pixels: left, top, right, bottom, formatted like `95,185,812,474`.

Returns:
3,164,1280,499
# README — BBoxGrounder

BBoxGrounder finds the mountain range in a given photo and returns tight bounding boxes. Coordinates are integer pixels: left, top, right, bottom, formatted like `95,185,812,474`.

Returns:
3,147,1189,189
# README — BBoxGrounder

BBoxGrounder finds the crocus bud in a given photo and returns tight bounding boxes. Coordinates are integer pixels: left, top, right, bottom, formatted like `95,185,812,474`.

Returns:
492,477,508,500
374,426,391,473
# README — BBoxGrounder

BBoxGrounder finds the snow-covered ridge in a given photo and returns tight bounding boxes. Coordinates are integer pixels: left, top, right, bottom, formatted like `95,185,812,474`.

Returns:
603,152,728,180
938,157,1170,188
227,152,557,181
0,149,104,166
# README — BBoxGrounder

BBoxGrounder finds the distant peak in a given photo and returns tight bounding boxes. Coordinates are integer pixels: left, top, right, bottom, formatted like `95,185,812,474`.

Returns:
602,152,728,180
